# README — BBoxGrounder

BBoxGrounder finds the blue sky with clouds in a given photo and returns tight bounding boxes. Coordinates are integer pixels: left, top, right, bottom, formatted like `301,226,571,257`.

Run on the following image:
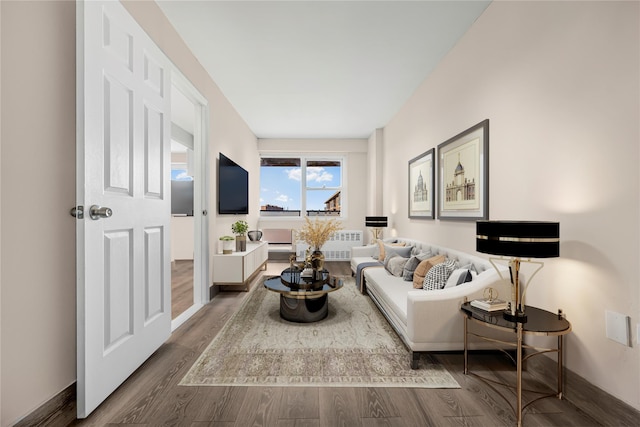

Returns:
260,165,341,210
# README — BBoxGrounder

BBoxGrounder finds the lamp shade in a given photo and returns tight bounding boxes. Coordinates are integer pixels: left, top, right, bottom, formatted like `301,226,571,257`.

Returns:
365,216,388,228
476,221,559,258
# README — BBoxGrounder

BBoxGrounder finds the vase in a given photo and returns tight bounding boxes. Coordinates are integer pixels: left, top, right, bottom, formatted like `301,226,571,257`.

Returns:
222,240,234,254
236,235,247,252
310,249,325,272
248,230,263,241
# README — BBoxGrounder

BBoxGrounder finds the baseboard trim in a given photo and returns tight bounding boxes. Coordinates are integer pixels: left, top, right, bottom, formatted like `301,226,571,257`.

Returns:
171,303,204,332
13,382,76,427
526,354,640,425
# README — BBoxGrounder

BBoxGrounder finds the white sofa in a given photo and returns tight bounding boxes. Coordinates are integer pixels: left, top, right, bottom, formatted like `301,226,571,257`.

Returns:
351,238,512,368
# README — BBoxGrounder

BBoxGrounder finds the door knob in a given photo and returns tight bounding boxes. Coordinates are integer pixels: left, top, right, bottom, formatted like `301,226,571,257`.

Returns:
70,206,84,219
89,205,113,220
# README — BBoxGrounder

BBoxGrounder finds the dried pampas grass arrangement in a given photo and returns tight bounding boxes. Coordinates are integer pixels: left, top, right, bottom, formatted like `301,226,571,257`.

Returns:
296,217,343,250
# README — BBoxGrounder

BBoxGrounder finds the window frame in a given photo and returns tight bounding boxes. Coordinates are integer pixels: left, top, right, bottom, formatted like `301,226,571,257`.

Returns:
259,154,346,219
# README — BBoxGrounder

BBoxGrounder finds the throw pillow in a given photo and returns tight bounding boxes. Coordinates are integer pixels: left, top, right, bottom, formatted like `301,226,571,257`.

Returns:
384,244,412,260
371,239,397,259
423,259,457,290
444,268,476,289
384,254,409,277
457,263,478,274
402,251,433,281
412,254,445,289
383,253,396,270
375,240,406,261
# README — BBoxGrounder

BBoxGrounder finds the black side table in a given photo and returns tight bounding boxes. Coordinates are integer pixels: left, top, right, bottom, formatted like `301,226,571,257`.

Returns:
461,302,572,427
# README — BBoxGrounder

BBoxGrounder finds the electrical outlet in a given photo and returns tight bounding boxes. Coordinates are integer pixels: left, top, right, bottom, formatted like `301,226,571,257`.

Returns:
605,310,630,347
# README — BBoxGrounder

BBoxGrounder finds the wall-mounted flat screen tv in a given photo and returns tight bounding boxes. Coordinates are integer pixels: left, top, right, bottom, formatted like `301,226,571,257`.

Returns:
218,152,249,215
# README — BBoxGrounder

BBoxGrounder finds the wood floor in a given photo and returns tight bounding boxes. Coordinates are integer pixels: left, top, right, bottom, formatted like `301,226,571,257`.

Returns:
22,262,639,426
172,260,194,319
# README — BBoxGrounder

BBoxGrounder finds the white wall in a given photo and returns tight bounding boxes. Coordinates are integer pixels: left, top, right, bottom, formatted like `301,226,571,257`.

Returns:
367,129,384,219
171,217,194,260
256,138,368,235
0,2,3,423
1,2,77,425
0,1,257,425
383,1,639,410
212,149,261,253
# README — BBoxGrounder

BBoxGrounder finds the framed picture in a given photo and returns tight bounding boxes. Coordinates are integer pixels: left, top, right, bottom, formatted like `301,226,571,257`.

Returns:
437,119,489,221
408,148,435,219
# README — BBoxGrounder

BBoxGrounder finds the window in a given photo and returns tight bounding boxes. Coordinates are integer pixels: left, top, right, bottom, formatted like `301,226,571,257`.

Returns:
305,159,341,216
171,164,193,181
260,156,344,217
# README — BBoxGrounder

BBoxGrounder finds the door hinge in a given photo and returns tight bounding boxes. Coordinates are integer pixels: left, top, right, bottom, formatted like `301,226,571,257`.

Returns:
70,205,84,219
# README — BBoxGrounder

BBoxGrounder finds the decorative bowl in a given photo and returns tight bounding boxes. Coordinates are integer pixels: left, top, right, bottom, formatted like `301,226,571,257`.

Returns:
248,230,263,241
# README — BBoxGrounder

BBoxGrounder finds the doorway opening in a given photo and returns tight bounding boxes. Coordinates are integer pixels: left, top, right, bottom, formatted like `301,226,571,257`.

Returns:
170,70,209,331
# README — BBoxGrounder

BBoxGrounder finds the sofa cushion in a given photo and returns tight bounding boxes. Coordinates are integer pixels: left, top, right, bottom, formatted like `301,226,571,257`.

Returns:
351,256,381,274
364,267,412,324
444,268,476,288
423,259,457,290
412,254,445,288
384,254,409,277
402,251,433,281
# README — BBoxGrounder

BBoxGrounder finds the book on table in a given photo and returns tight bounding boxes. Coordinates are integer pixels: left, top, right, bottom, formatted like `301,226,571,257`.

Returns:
470,298,509,312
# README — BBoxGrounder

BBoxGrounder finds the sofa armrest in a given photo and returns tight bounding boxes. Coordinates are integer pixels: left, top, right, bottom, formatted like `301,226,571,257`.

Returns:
351,244,377,258
405,274,511,346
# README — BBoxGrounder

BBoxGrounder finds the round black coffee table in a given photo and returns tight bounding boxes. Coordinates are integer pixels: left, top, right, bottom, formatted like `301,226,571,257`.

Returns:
263,268,343,323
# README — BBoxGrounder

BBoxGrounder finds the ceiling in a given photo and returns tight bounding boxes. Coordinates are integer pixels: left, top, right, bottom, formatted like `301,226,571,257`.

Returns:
157,1,491,139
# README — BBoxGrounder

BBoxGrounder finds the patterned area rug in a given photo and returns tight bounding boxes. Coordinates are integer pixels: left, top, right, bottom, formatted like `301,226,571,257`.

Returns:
180,276,459,388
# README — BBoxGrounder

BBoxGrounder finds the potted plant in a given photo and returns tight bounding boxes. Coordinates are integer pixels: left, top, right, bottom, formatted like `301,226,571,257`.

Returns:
219,235,235,254
231,220,249,252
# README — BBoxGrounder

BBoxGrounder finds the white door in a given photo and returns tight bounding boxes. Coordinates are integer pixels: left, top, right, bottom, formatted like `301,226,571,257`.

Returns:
76,0,172,418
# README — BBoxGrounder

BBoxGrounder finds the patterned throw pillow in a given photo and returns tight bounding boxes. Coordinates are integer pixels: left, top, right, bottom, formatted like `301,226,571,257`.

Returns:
412,254,445,289
423,259,457,290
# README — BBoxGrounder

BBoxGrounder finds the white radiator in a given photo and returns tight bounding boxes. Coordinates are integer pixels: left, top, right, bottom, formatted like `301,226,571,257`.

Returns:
295,230,364,261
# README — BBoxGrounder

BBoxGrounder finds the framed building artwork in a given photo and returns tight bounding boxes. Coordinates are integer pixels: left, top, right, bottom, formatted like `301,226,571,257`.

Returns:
437,119,489,221
408,148,435,219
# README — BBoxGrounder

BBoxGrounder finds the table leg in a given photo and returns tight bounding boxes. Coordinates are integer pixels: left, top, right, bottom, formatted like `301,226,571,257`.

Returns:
558,335,564,399
463,315,469,375
280,294,328,323
517,322,523,427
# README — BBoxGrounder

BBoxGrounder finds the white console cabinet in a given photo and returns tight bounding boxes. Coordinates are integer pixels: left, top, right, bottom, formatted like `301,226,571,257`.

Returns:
212,241,268,290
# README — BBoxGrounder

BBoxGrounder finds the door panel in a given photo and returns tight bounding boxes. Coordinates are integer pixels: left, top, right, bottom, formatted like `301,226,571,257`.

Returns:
104,75,133,194
104,229,133,353
144,55,164,96
144,105,164,197
77,0,171,417
144,226,165,322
